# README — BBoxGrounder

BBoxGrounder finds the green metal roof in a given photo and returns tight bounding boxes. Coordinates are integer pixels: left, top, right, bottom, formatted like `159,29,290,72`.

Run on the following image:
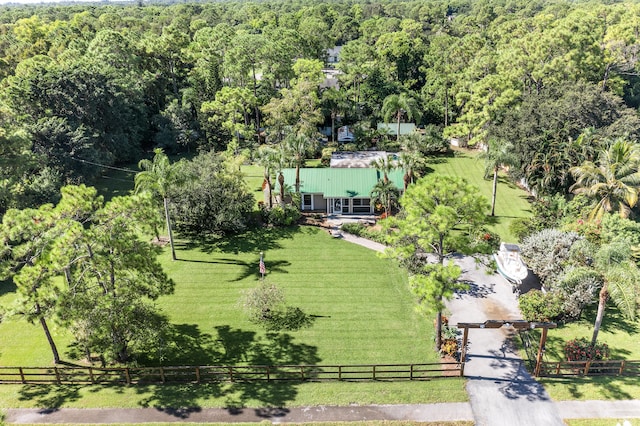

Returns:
280,168,404,198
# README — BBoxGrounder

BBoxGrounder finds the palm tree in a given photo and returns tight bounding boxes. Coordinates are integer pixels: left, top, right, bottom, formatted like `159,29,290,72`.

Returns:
381,93,422,142
479,139,518,216
398,133,427,190
257,146,279,209
135,148,183,261
570,139,640,221
398,151,423,190
370,154,397,183
284,134,314,193
590,242,640,346
321,88,348,143
370,178,400,217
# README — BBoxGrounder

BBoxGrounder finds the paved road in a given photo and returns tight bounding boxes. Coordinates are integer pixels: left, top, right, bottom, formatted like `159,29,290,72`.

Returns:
6,403,474,423
7,401,640,423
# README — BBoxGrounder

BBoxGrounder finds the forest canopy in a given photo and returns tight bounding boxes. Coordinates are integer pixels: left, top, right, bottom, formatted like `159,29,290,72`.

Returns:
1,0,640,210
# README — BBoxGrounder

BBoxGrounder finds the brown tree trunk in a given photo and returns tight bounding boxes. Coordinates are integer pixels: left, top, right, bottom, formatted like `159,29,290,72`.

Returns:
435,311,443,351
591,284,609,347
491,168,498,216
278,172,285,206
37,304,60,364
444,84,449,127
164,197,177,261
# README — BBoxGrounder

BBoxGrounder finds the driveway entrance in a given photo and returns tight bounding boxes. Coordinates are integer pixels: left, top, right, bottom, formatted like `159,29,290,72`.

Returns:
446,255,564,426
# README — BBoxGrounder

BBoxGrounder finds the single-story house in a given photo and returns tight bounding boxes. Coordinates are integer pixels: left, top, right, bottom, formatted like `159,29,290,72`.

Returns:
279,167,404,214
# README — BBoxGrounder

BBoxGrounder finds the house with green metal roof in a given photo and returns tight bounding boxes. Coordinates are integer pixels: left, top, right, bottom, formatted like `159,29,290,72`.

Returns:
279,167,405,214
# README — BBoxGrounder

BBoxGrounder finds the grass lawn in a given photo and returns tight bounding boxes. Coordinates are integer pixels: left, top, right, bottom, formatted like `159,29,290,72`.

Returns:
242,164,264,206
0,224,467,408
533,304,640,401
426,149,532,243
514,300,640,401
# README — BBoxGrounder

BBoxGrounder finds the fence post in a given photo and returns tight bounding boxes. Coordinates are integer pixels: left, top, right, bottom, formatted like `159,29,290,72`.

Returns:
460,327,469,377
124,368,131,385
89,367,95,384
19,367,26,384
534,327,549,377
266,366,270,382
228,366,234,382
54,367,61,385
410,364,414,380
195,367,200,384
160,367,165,383
584,360,591,376
373,365,376,380
338,365,342,381
619,360,625,375
300,366,305,381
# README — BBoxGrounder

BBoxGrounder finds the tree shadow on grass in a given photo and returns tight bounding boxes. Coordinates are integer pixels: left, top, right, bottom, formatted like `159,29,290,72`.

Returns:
580,304,639,336
140,323,223,366
134,325,320,418
181,226,301,256
541,376,636,400
17,384,82,411
214,326,321,413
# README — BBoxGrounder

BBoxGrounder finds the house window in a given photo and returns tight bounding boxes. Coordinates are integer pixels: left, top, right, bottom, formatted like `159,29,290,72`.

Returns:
302,194,312,210
353,198,371,213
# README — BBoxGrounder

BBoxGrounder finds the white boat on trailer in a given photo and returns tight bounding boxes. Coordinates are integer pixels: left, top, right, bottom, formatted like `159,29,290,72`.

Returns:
494,242,529,285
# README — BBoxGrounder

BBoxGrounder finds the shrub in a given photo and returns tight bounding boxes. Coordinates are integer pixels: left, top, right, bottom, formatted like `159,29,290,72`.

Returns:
564,338,609,362
438,323,459,357
563,219,602,244
468,229,501,254
556,267,599,320
241,281,313,332
518,289,563,322
440,338,458,358
320,147,336,166
520,229,582,289
509,218,533,242
341,222,387,244
341,222,365,235
262,205,301,226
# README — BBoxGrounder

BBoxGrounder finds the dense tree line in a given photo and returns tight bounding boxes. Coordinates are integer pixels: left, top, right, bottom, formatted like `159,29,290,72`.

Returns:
0,0,640,213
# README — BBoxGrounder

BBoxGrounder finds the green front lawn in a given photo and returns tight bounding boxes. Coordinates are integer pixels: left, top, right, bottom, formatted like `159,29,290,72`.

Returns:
427,150,532,243
534,305,640,401
0,225,467,408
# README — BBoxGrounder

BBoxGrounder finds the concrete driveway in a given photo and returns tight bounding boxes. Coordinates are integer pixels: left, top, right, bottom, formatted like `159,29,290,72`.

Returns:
446,254,564,426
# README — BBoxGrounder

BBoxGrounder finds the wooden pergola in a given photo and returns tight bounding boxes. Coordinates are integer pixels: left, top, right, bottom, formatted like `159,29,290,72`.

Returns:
456,320,557,376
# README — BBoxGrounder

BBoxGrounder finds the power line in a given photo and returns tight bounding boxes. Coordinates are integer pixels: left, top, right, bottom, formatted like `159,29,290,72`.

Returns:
70,157,138,174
